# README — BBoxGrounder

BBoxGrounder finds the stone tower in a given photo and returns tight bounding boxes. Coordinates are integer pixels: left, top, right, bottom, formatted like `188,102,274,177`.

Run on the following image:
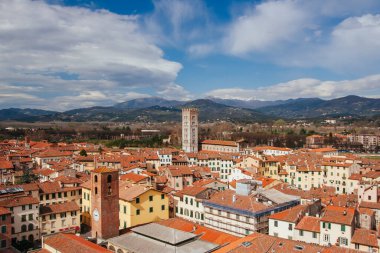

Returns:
90,167,119,240
182,108,198,153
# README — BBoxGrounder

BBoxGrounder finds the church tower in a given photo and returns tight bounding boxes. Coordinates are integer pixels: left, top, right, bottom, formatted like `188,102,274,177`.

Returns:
90,167,119,240
182,108,198,153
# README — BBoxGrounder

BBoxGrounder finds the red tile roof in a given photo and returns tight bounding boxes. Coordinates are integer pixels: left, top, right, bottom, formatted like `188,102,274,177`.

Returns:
40,201,80,215
351,229,379,248
321,206,355,225
202,140,238,147
295,216,320,233
92,167,118,173
43,233,111,253
157,218,239,245
120,173,148,183
0,206,11,215
0,196,39,207
269,205,308,223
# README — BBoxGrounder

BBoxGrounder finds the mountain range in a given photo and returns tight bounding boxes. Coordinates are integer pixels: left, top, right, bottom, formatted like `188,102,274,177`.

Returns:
0,95,379,122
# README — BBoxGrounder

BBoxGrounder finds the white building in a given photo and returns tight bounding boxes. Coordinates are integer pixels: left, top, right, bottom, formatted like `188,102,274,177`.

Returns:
173,186,215,224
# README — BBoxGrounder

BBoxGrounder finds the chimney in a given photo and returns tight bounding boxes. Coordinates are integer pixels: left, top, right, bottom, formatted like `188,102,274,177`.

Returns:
232,194,236,203
343,210,347,216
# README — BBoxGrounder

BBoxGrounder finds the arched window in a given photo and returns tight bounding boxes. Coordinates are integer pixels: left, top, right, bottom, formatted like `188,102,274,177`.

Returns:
95,187,98,195
21,225,27,232
107,175,112,183
108,245,116,252
28,224,34,231
94,175,98,183
28,234,34,242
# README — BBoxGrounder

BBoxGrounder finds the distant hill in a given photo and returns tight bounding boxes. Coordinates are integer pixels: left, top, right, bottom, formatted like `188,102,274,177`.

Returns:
0,95,379,122
181,99,269,122
0,108,57,121
114,97,184,109
35,99,269,122
257,96,380,118
208,97,290,109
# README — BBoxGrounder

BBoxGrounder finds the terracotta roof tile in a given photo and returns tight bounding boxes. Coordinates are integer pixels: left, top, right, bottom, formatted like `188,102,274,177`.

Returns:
295,216,320,233
351,229,378,248
44,233,111,253
40,201,80,215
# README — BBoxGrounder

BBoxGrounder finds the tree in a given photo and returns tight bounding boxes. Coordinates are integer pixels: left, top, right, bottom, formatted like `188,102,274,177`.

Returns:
79,149,87,157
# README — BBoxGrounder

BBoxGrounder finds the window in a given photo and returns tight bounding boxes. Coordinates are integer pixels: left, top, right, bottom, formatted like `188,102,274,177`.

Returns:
64,192,67,197
29,204,32,209
328,223,331,229
341,225,345,232
274,221,278,227
22,205,25,211
71,211,77,216
324,234,330,242
50,214,56,220
60,213,66,218
21,224,27,232
136,209,140,215
94,175,98,182
161,194,165,200
274,232,278,237
124,206,126,214
149,196,153,201
299,230,304,236
1,240,6,248
149,207,153,213
161,205,165,211
136,197,140,204
11,227,15,234
95,187,98,195
1,226,6,233
340,237,348,246
29,214,33,221
58,192,62,198
288,224,293,230
21,215,26,222
312,232,317,238
46,194,49,200
52,193,56,199
107,175,112,183
28,224,33,231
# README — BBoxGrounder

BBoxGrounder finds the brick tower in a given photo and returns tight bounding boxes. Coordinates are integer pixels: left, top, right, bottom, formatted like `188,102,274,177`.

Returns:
90,167,119,240
182,108,198,153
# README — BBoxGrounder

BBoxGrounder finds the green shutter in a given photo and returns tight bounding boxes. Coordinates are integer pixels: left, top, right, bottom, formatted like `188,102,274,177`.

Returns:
341,225,345,232
328,223,331,229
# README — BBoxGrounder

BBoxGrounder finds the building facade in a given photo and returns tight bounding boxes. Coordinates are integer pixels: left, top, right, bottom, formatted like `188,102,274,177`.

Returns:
182,108,199,153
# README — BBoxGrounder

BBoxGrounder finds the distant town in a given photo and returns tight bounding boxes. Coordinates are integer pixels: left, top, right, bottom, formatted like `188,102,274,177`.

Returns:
0,108,378,253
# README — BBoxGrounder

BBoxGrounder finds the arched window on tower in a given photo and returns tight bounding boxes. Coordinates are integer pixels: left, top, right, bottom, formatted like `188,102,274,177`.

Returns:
94,175,98,183
107,175,112,183
95,187,98,195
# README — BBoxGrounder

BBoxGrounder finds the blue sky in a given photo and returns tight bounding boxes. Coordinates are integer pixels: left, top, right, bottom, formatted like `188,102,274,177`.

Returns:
1,0,380,110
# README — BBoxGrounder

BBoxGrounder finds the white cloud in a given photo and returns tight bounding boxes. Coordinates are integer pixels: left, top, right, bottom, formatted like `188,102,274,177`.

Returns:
157,83,192,101
224,0,310,55
206,74,380,100
0,0,183,110
221,0,380,74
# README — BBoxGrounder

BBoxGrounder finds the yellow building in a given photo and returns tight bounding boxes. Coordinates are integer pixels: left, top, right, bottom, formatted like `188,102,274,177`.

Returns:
81,180,92,226
81,180,169,229
119,183,169,229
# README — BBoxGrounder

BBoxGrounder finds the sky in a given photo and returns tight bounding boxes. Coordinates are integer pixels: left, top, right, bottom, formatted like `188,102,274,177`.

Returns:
1,0,380,111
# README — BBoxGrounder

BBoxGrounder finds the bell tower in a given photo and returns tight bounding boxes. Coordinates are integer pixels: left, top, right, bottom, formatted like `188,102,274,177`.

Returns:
90,167,119,240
